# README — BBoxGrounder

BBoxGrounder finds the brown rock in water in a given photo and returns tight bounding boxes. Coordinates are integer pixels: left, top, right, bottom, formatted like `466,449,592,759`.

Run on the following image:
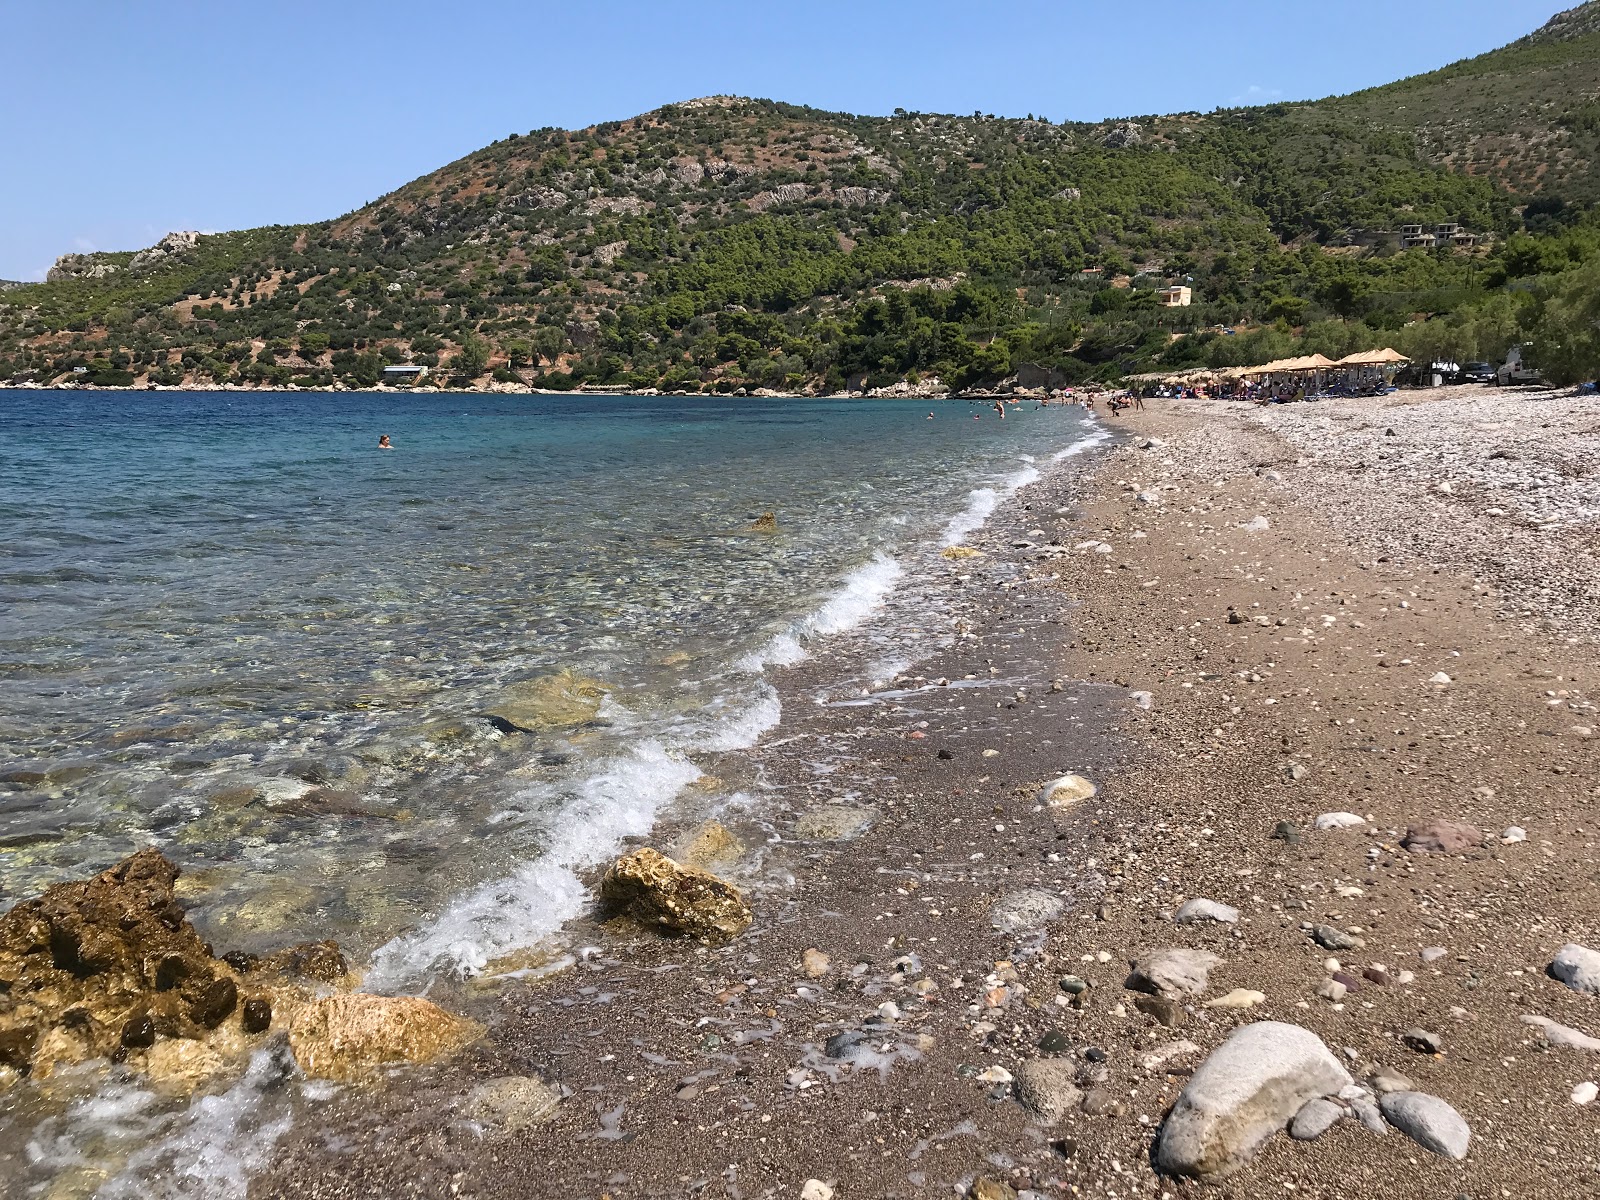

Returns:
674,820,742,871
1402,820,1485,855
481,670,611,732
600,848,753,940
287,993,480,1082
749,512,779,533
0,849,347,1083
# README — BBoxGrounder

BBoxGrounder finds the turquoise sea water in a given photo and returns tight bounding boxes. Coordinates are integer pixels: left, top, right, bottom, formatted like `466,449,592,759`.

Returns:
0,389,1099,985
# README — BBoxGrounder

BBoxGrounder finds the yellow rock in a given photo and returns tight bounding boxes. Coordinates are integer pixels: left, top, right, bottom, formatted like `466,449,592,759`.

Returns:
941,545,984,560
600,848,752,941
748,512,779,533
482,670,611,732
1204,989,1267,1010
1040,774,1098,809
675,820,742,870
801,948,831,979
288,994,480,1082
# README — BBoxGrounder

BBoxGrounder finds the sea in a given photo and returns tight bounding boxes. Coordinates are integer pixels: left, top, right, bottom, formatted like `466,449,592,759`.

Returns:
0,388,1105,1194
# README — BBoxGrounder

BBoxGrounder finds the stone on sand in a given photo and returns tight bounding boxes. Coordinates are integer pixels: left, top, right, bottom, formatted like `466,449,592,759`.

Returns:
465,1075,562,1131
1401,820,1485,855
1549,944,1600,995
1289,1097,1344,1140
1154,1022,1352,1178
1522,1014,1600,1051
793,805,872,841
1039,774,1097,809
1014,1059,1084,1123
1175,898,1239,925
1126,949,1221,999
1315,812,1366,831
801,948,831,979
288,994,479,1082
600,848,753,940
800,1182,834,1200
1379,1091,1471,1159
991,890,1065,937
1205,989,1265,1010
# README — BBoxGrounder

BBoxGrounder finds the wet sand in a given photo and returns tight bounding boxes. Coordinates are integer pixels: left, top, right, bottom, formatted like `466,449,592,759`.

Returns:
253,388,1599,1200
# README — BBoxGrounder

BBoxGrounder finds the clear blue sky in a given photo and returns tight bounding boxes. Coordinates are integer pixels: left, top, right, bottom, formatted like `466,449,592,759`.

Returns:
0,0,1565,280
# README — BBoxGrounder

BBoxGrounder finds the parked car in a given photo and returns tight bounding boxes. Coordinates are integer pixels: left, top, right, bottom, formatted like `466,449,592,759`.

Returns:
1498,345,1543,386
1462,362,1497,383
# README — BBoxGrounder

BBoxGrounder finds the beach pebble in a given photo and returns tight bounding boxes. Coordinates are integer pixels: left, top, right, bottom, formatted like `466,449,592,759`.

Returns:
1129,690,1154,710
800,1181,834,1200
1420,946,1448,963
1241,515,1271,532
1315,812,1366,831
991,890,1066,936
1401,1027,1443,1055
1175,898,1239,925
1550,944,1600,995
1316,978,1348,1003
1126,949,1221,999
801,948,831,979
1282,760,1309,782
1039,774,1097,809
970,1178,1017,1200
1154,1022,1351,1178
1501,825,1527,843
1139,1040,1201,1072
1522,1014,1600,1051
1380,1091,1471,1159
1311,925,1364,952
978,1065,1014,1085
1205,989,1266,1010
1428,671,1453,684
1369,1065,1415,1094
464,1076,562,1132
1401,820,1485,855
1289,1097,1344,1140
1133,993,1187,1027
1574,1082,1599,1106
1014,1060,1084,1123
1136,490,1161,505
793,805,873,841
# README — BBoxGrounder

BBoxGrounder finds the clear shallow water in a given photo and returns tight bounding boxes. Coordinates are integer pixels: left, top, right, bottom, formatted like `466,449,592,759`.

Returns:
0,389,1097,986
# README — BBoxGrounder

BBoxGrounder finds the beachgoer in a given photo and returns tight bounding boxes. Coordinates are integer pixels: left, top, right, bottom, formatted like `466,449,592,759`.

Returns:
377,435,393,450
927,412,935,419
1133,394,1146,411
993,400,1005,420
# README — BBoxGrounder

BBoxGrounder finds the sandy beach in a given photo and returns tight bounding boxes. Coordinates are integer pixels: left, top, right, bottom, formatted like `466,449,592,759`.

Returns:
231,384,1599,1199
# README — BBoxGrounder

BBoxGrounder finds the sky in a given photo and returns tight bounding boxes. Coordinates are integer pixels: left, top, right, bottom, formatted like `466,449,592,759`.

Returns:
0,0,1568,280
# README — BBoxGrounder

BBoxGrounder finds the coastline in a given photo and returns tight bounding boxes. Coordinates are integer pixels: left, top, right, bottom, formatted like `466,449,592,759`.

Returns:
243,386,1599,1200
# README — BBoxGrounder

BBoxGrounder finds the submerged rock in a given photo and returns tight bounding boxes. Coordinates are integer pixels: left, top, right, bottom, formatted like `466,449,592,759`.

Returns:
1154,1022,1352,1178
1014,1059,1084,1123
600,848,753,940
288,993,479,1082
481,670,611,732
793,805,872,840
674,820,742,870
1040,774,1097,809
465,1075,562,1131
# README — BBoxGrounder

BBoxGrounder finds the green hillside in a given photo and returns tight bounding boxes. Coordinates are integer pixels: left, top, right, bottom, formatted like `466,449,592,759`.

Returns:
3,3,1598,393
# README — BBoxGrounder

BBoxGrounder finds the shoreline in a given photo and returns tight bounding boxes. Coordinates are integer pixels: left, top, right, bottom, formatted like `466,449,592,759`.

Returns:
247,386,1598,1199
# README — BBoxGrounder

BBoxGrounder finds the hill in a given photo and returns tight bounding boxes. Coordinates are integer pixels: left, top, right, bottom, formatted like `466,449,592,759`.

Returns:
2,4,1598,394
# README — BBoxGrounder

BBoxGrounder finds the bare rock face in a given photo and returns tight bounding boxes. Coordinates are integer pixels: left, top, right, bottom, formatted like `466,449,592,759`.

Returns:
1155,1022,1352,1178
0,849,349,1083
287,993,479,1082
600,848,753,940
481,670,610,732
129,230,201,271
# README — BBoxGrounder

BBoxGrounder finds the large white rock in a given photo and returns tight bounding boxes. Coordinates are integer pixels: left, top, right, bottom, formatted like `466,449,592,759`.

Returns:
1380,1091,1471,1159
1550,944,1600,995
1315,812,1367,831
1522,1014,1600,1052
1154,1022,1352,1178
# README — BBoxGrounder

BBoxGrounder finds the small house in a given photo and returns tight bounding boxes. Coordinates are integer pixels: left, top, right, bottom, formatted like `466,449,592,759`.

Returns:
382,364,429,383
1157,285,1193,307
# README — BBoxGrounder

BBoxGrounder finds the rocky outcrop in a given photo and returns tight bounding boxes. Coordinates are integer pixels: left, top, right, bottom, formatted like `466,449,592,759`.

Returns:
46,253,120,283
748,184,808,212
287,993,479,1081
599,848,752,940
129,230,201,271
0,849,353,1084
481,670,610,732
1155,1022,1352,1178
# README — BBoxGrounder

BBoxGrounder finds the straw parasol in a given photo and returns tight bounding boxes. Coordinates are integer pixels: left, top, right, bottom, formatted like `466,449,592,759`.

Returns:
1336,348,1410,366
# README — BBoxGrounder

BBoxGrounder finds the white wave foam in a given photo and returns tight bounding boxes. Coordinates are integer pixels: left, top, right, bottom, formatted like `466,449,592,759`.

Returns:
697,684,783,752
941,462,1042,546
365,739,703,989
743,552,903,671
1052,427,1114,462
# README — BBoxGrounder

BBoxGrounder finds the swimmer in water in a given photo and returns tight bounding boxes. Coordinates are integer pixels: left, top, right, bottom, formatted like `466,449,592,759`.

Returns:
377,435,393,449
993,399,1006,420
927,412,935,419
